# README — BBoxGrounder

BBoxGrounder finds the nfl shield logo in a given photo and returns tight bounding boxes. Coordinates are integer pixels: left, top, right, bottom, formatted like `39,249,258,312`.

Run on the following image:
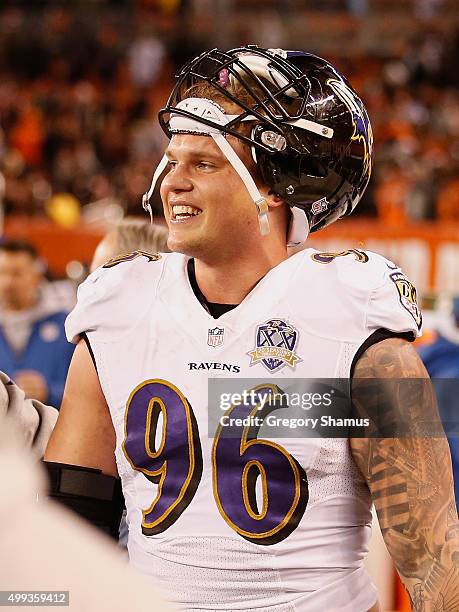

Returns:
208,327,224,348
311,197,329,215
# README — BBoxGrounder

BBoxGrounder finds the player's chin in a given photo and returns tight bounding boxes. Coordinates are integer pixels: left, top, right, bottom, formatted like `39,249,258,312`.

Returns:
167,229,201,256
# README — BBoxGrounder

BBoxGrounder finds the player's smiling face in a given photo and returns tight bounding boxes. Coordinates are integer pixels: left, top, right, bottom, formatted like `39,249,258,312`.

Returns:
160,133,261,261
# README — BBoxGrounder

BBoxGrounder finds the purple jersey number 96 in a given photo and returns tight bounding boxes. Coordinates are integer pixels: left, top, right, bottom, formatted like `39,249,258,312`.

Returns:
123,380,308,544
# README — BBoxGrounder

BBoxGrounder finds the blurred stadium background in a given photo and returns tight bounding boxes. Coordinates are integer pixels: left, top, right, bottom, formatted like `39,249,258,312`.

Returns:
1,0,459,609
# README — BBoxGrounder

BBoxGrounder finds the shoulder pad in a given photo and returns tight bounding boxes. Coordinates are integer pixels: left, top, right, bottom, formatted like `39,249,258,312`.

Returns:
65,251,166,344
101,250,162,269
309,248,388,292
307,248,422,338
364,252,422,337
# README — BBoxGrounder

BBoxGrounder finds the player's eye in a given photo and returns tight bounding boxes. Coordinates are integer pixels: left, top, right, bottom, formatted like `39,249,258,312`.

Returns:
167,160,178,170
196,161,214,170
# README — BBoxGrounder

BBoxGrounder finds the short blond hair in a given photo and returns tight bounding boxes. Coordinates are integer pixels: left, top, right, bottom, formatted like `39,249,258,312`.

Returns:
114,218,169,254
91,218,169,272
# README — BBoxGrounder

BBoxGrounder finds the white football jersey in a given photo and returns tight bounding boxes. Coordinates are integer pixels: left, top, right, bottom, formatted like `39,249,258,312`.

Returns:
66,249,421,612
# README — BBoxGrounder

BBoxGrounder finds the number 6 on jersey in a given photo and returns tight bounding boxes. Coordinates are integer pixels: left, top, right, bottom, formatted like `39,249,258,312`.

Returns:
212,384,309,545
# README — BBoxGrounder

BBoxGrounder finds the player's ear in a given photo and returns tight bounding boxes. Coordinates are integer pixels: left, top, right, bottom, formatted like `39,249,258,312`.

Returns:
261,187,284,209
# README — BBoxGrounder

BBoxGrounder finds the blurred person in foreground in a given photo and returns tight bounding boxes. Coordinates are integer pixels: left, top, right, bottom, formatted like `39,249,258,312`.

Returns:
418,296,459,509
0,369,57,457
0,376,174,611
91,218,169,272
46,47,458,611
0,239,74,408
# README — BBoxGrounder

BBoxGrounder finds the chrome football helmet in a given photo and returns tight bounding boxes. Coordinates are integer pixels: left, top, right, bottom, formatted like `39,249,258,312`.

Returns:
143,45,373,243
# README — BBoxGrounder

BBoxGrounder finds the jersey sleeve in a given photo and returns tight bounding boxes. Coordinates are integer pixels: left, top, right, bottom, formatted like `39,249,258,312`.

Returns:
365,253,422,339
65,252,164,344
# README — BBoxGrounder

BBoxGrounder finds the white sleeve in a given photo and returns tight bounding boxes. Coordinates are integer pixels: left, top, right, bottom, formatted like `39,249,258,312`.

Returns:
65,253,164,344
65,266,118,344
366,258,422,339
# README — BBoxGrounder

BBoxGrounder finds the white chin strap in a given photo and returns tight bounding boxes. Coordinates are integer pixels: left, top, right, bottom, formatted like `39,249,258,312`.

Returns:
143,97,272,235
143,155,168,224
210,133,269,235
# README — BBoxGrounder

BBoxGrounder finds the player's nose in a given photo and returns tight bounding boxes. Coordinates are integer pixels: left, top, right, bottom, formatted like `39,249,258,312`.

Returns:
163,164,193,193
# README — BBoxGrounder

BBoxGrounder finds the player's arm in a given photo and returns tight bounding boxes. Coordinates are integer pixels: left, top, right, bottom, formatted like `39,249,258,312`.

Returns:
45,338,118,476
44,339,122,537
350,337,459,610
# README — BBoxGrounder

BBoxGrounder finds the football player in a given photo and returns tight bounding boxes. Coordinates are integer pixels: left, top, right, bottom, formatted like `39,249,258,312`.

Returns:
45,47,459,611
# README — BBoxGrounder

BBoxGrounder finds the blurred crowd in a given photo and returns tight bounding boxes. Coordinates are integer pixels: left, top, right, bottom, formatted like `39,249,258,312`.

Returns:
0,5,458,224
352,31,459,223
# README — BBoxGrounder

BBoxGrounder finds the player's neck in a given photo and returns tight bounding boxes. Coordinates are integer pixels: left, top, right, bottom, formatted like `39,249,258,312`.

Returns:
193,248,288,304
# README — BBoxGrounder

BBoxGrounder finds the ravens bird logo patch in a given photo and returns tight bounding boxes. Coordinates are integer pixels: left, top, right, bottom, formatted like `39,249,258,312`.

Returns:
390,272,422,330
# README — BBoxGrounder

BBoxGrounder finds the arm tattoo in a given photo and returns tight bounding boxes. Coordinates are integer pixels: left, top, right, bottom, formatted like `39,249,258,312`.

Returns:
351,338,459,611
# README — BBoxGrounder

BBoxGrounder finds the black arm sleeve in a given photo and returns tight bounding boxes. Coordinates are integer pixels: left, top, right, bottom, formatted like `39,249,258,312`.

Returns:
43,461,124,540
